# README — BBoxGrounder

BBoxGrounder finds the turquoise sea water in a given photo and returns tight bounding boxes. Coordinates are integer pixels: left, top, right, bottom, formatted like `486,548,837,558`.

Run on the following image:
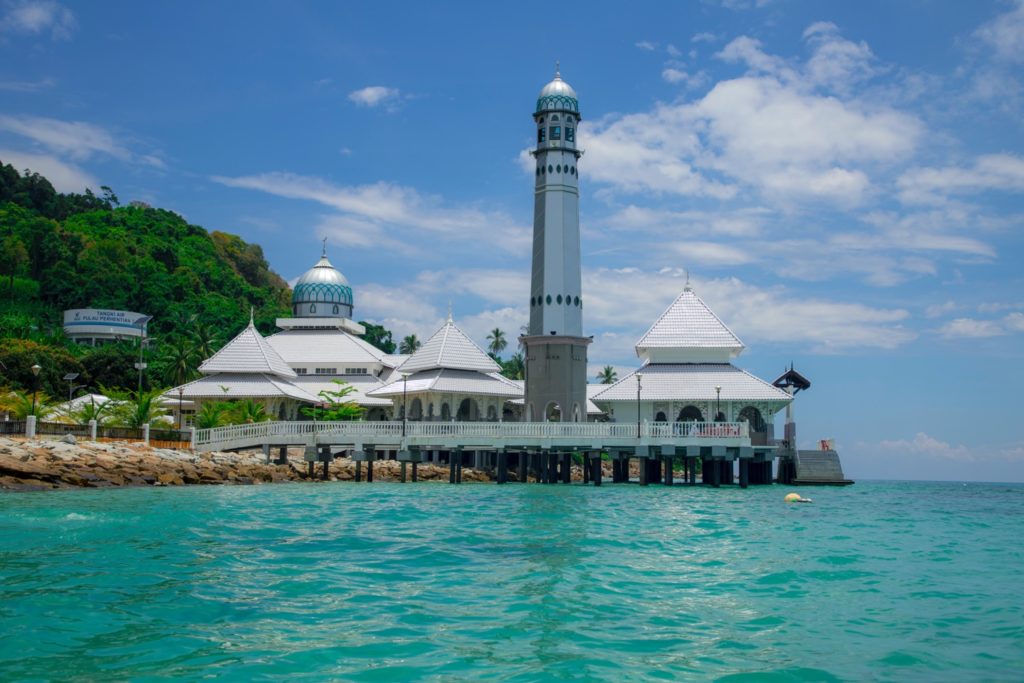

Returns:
1,481,1022,681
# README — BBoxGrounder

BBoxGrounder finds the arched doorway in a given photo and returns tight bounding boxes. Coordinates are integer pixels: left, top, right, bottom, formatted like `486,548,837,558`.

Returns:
441,402,451,421
457,398,479,421
409,397,423,421
572,403,583,422
545,402,561,422
427,403,435,420
486,405,497,421
677,405,704,422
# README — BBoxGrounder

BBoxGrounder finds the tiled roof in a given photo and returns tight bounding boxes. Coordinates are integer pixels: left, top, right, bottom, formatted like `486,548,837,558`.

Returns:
292,374,393,407
368,369,522,398
398,317,501,374
591,364,792,402
636,287,744,352
174,373,319,402
266,329,389,366
199,320,296,378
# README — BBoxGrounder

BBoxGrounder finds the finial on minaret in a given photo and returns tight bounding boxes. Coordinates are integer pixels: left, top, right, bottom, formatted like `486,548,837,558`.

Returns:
447,300,453,323
321,237,327,258
249,306,255,326
555,60,560,78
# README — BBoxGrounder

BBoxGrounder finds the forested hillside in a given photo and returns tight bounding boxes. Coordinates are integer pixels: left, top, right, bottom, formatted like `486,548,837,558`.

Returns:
0,161,292,396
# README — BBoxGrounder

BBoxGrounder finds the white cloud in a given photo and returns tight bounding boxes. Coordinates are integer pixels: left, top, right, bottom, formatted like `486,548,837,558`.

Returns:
0,77,55,91
213,172,531,254
692,32,719,43
635,40,658,51
0,148,97,192
802,21,877,92
974,0,1024,63
666,44,682,57
0,114,162,169
0,0,75,39
897,154,1024,205
661,67,707,88
936,317,1006,338
1004,312,1024,332
876,432,975,462
670,241,754,266
347,86,401,109
925,300,958,319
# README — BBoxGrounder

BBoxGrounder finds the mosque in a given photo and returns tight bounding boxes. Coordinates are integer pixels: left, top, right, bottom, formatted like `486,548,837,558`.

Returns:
173,68,830,482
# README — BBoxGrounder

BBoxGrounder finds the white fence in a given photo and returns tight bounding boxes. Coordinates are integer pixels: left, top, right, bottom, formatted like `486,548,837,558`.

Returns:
195,420,750,452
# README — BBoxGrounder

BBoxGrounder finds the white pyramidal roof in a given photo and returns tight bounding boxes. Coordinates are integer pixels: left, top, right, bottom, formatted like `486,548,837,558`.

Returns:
174,373,320,402
199,319,296,377
636,286,745,363
590,364,791,403
266,329,391,366
369,369,521,398
398,315,501,374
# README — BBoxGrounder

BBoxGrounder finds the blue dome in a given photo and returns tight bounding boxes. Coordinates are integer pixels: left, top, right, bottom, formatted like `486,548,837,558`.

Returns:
292,255,353,318
536,72,579,114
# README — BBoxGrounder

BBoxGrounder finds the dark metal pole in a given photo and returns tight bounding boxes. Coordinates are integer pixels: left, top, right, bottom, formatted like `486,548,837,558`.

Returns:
402,374,408,437
30,364,41,416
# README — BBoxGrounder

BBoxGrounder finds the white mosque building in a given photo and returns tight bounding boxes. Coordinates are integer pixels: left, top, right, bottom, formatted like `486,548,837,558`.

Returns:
173,68,791,441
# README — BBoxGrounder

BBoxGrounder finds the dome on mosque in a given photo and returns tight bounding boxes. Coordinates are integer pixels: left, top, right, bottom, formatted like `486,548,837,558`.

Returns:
292,250,354,319
536,67,579,114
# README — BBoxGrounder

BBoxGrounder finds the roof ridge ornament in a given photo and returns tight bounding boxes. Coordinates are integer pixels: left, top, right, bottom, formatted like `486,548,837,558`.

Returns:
447,300,453,324
321,237,327,258
249,306,255,326
685,269,691,292
555,60,560,79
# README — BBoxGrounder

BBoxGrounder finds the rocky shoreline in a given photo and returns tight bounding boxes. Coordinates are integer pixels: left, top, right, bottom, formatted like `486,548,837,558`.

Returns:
0,437,492,491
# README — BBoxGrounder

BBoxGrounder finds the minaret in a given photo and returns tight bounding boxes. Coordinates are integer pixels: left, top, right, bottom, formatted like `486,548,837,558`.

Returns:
522,65,590,422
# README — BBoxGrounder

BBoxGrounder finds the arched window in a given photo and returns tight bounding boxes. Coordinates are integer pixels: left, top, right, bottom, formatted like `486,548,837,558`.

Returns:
546,295,552,305
441,403,451,421
486,405,497,422
739,406,766,432
309,304,316,314
550,126,561,140
551,114,560,121
655,411,667,422
332,305,339,315
566,128,575,142
545,402,561,422
678,405,704,422
557,295,563,304
538,127,546,143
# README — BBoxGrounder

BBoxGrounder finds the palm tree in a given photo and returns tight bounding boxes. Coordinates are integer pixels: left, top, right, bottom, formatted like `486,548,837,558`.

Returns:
597,366,618,384
399,334,421,354
159,337,199,387
230,399,269,424
487,328,507,356
0,389,57,419
191,322,220,359
105,387,169,428
195,401,231,429
72,396,111,425
501,352,525,380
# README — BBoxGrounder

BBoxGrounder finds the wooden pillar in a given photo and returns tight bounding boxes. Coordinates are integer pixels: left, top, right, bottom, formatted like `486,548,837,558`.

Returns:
711,459,720,487
307,461,315,479
276,446,288,465
639,457,649,486
355,460,362,482
400,461,407,483
592,454,602,487
497,450,508,484
322,459,329,480
412,462,418,482
517,452,527,483
739,459,749,488
583,453,591,483
562,453,572,484
664,456,673,486
367,459,374,483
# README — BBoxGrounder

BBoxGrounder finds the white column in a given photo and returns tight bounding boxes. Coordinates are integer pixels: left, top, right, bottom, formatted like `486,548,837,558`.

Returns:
89,419,97,441
25,415,36,438
142,423,150,446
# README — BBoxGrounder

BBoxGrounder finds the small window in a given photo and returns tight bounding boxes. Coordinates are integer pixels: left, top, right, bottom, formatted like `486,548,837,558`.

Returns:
565,293,571,305
310,304,316,313
546,295,552,305
571,167,575,175
332,304,339,314
541,165,545,175
551,114,559,121
574,296,580,306
550,126,561,140
538,127,546,143
566,128,575,142
295,368,308,375
530,296,536,306
556,165,561,173
548,165,553,174
557,294,563,304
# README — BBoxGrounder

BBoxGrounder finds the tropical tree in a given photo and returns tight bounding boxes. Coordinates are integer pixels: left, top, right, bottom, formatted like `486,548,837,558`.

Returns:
158,337,200,387
501,352,525,380
487,328,507,356
104,386,169,428
0,389,57,419
191,321,220,359
359,321,397,353
399,334,421,354
301,379,363,421
71,396,112,425
230,398,270,424
597,366,618,384
195,401,231,429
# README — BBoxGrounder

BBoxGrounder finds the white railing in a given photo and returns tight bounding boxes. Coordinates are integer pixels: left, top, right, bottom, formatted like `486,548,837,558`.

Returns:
195,420,748,450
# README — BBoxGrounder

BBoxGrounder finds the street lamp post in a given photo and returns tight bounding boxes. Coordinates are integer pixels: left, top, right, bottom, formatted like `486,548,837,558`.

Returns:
636,372,642,438
134,315,153,395
715,385,722,422
63,372,80,402
401,372,409,437
177,387,184,430
30,363,41,416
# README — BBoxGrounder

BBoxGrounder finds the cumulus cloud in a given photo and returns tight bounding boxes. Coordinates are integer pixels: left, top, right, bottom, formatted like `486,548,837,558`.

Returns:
0,114,163,170
0,0,75,39
936,312,1024,339
876,432,975,462
347,86,402,109
635,40,658,51
213,172,531,255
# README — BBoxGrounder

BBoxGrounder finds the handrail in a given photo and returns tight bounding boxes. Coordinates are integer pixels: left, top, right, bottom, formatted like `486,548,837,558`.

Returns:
195,420,749,449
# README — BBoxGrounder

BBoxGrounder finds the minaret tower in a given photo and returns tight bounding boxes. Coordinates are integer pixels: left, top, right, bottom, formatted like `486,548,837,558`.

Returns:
522,65,590,422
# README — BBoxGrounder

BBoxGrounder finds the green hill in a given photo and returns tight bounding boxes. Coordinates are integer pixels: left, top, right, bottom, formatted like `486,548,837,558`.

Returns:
0,161,292,396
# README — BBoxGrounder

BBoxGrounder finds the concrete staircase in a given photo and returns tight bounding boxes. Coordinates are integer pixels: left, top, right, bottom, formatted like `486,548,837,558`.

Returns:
793,449,853,486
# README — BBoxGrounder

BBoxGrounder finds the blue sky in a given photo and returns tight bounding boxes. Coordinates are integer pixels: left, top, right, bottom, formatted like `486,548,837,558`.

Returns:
2,0,1023,481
